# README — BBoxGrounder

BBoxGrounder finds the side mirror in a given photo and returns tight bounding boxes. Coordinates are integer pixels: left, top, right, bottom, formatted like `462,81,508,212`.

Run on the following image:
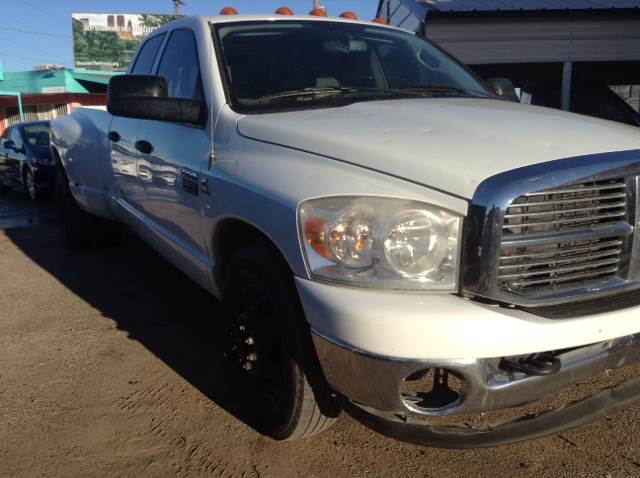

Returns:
107,75,204,125
3,140,16,151
486,78,519,102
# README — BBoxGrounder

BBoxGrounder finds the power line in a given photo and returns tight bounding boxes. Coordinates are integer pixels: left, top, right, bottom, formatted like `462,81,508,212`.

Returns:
0,36,63,59
0,26,71,39
0,12,44,32
19,0,68,20
0,52,69,65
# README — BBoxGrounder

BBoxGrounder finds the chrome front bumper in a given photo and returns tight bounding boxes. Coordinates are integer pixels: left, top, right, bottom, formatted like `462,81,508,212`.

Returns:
312,329,640,418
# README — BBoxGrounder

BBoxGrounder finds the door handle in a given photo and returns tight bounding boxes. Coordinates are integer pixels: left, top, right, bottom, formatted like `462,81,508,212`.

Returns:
135,140,153,155
108,131,120,143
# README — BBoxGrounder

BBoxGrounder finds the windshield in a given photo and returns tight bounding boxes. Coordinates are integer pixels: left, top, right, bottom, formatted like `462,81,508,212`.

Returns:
22,123,50,147
213,20,493,113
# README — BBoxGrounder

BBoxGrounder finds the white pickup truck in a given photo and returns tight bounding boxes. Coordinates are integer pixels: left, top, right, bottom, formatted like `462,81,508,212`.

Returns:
50,13,640,447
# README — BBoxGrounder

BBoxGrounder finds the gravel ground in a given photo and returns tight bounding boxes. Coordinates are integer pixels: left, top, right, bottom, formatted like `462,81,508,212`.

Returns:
2,190,640,478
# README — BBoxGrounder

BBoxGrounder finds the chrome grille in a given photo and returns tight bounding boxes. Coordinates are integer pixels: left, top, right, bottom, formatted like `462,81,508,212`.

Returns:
499,236,625,292
503,179,627,236
499,179,629,293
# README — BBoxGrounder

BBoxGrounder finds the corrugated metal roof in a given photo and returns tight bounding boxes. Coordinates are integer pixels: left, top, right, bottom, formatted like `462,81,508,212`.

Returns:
420,0,640,12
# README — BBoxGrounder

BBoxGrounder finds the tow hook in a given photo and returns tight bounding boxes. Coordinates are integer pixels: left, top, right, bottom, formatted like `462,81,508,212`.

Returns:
500,352,561,376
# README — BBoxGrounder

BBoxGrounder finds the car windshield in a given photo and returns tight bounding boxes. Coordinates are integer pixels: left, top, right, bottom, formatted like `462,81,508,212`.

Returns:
22,124,50,147
213,20,493,113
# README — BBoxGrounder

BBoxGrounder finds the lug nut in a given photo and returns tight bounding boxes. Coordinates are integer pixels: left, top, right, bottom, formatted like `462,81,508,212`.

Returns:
247,353,258,362
239,325,246,332
243,362,253,371
245,337,254,345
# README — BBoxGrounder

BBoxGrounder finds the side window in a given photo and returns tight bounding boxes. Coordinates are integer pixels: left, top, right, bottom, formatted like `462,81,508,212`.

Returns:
156,29,203,100
10,128,23,150
131,34,165,75
0,128,9,141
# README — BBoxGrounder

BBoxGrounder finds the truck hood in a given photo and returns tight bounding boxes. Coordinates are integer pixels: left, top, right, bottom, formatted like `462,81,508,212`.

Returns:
237,98,640,199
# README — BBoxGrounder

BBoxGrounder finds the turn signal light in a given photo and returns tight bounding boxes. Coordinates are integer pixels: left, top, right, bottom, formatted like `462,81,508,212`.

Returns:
220,7,238,15
275,7,294,15
309,8,328,17
373,17,388,25
304,216,331,260
340,11,358,20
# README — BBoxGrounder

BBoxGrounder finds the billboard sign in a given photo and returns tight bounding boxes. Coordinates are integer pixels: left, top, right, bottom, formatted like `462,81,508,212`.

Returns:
72,13,180,71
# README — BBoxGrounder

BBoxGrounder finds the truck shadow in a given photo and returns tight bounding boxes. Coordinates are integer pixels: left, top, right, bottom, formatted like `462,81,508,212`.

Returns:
3,216,253,428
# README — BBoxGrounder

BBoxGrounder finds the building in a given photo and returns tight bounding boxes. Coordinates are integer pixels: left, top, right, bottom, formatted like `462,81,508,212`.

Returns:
0,64,117,134
376,0,640,120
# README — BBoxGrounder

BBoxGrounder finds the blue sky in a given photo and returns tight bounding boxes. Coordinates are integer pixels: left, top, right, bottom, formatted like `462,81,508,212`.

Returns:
0,0,380,72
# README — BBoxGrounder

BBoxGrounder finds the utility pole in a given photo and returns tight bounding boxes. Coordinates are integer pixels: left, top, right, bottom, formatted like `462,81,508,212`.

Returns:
173,0,186,15
313,0,325,12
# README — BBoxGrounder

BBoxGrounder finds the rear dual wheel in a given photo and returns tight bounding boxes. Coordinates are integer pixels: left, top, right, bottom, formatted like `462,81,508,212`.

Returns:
223,245,339,440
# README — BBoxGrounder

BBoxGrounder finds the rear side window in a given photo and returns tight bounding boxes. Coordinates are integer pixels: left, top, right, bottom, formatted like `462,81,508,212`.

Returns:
10,128,23,150
131,34,165,74
23,124,50,146
156,29,203,100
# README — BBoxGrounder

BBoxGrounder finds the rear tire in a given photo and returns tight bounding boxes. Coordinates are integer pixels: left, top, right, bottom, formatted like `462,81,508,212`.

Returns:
56,166,122,250
222,244,339,440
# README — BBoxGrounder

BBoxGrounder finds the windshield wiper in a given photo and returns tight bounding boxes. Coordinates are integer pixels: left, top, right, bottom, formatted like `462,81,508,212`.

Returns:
401,84,492,98
256,87,360,103
255,86,427,104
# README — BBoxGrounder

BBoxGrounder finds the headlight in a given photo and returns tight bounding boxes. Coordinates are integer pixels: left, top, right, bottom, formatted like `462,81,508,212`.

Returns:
298,197,462,291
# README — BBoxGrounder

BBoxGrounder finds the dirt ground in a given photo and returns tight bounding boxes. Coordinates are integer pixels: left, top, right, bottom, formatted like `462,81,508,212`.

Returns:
2,191,640,478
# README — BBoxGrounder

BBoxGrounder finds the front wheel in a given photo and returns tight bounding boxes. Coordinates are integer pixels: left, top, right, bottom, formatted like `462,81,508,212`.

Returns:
222,244,339,440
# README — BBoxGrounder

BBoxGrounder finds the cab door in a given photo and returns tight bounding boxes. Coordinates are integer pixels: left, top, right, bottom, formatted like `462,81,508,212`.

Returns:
109,33,166,215
109,117,142,209
135,28,211,258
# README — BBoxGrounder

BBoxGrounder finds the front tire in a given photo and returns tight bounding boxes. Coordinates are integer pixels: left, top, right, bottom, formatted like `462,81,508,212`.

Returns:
222,244,339,440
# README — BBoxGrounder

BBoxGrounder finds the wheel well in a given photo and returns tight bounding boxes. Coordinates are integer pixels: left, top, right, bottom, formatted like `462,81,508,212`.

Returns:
214,219,289,289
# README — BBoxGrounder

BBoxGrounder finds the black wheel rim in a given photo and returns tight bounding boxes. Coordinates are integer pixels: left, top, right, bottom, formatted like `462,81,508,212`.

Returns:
228,281,288,417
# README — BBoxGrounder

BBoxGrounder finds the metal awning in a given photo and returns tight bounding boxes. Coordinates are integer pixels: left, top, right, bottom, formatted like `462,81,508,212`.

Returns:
417,0,640,13
69,69,117,85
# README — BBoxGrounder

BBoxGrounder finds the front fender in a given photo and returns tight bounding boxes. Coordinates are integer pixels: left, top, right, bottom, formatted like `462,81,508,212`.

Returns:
201,111,468,287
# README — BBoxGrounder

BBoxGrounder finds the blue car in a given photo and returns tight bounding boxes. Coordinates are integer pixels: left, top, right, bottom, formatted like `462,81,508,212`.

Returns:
0,121,54,201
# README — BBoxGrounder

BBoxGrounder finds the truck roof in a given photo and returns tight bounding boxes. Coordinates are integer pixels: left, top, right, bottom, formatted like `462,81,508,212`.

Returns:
152,13,398,34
